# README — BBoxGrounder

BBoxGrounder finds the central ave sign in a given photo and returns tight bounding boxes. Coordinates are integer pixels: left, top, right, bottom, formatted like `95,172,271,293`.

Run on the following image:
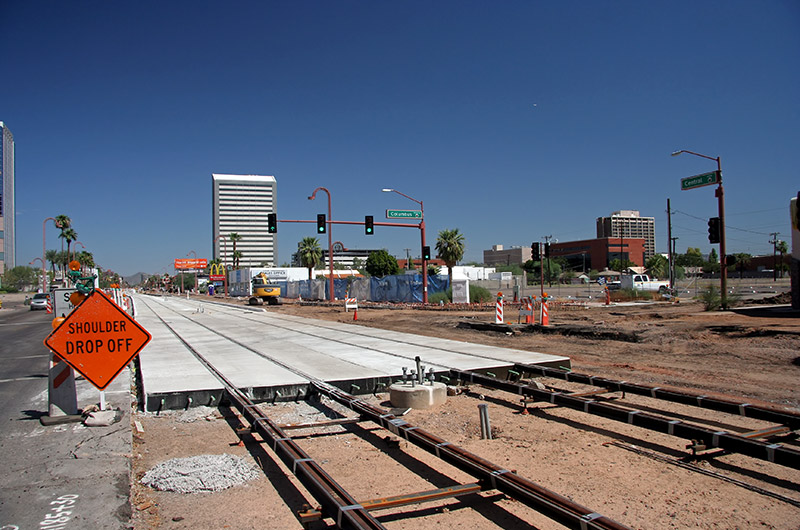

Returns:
44,290,152,390
681,171,720,191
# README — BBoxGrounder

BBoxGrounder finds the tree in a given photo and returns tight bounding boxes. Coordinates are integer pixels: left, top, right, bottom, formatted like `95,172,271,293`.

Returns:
704,248,720,274
645,254,668,279
77,251,95,272
435,228,465,287
297,237,323,280
56,250,70,279
729,253,752,279
232,250,243,269
352,257,367,277
777,240,789,277
1,266,38,292
45,249,59,277
676,247,704,268
54,215,71,251
60,227,78,261
365,250,400,278
609,258,634,272
229,233,242,268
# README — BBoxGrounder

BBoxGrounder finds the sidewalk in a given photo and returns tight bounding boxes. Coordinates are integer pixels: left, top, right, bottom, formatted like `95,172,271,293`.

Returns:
0,367,133,529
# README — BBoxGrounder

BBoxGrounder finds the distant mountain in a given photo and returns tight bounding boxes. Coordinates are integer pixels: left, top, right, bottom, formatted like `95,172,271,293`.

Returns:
124,272,151,286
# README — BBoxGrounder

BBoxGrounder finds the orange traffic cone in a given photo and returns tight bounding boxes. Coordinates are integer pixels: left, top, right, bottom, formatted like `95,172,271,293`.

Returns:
353,308,358,321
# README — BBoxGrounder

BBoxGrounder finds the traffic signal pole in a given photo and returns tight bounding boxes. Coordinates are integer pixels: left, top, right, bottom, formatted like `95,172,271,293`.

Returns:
279,218,428,303
715,162,727,308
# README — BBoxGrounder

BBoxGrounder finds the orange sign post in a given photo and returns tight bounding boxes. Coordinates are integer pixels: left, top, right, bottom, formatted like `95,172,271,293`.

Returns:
44,290,152,391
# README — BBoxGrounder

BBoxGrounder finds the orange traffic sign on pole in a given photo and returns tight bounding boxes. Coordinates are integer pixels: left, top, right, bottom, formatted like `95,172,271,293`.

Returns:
43,290,152,391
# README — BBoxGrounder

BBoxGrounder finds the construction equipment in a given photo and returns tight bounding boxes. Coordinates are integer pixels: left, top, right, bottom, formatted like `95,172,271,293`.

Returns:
248,273,281,305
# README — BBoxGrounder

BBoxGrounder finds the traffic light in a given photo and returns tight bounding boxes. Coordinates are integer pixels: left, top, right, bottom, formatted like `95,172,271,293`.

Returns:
317,214,326,234
531,242,540,259
544,243,551,259
707,217,721,244
422,246,431,261
365,215,374,235
267,213,277,234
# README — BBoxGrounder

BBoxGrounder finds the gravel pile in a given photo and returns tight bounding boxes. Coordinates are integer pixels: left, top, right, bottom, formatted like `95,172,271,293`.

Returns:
141,454,260,493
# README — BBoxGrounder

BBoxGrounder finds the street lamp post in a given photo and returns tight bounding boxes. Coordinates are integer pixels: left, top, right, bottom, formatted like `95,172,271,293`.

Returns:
671,149,727,308
41,217,57,293
215,234,228,297
382,188,427,304
73,241,86,271
309,187,335,301
187,250,198,293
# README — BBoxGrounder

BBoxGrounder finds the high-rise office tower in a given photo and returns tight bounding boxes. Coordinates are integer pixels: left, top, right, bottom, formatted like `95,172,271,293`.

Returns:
596,210,656,260
212,174,277,268
0,122,15,274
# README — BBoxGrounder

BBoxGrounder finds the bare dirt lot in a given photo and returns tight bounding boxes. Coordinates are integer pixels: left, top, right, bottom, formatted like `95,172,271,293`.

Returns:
131,296,800,529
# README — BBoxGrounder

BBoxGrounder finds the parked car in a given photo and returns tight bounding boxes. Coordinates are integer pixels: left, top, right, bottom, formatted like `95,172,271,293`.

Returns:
30,293,50,311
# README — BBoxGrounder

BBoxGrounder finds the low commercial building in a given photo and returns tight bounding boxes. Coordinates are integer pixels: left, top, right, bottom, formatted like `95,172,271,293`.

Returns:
483,245,532,266
550,237,646,271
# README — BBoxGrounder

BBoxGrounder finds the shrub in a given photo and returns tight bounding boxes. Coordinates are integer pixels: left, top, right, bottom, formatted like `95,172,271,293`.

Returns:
699,285,721,311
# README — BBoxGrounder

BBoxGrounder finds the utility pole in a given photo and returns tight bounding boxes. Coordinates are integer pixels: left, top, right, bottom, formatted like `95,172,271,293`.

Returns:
769,233,779,282
671,237,679,290
404,248,412,270
667,198,673,289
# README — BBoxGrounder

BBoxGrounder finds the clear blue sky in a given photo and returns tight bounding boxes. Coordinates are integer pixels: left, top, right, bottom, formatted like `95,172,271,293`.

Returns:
3,1,798,277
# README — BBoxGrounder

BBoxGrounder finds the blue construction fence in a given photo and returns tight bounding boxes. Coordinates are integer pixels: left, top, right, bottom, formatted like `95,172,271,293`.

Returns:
277,274,450,303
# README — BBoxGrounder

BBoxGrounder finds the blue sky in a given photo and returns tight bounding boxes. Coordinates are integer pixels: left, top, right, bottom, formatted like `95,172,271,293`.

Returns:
2,1,798,276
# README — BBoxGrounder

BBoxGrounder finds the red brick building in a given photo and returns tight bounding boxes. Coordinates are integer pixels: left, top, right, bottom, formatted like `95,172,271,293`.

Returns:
549,237,647,271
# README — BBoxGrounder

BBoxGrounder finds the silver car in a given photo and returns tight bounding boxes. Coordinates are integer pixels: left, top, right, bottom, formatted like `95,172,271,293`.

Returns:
30,293,50,311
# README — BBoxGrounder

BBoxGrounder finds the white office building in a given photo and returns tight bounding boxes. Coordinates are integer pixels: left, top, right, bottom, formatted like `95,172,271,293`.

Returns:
596,210,656,260
0,122,15,274
212,174,277,267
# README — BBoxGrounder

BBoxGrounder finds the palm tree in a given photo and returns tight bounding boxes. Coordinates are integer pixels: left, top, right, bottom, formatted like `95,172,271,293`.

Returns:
45,249,59,277
232,250,243,269
59,228,78,261
229,233,242,268
54,215,72,251
77,251,95,273
435,228,465,287
56,250,70,280
297,237,323,279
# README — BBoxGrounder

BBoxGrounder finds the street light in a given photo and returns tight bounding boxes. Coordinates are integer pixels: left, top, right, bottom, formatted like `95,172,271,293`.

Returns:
382,188,428,304
41,217,58,293
671,149,727,308
215,234,228,297
187,250,198,293
309,187,335,301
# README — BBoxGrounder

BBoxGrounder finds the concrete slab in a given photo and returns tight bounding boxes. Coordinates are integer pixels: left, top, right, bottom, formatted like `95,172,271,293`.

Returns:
133,295,570,411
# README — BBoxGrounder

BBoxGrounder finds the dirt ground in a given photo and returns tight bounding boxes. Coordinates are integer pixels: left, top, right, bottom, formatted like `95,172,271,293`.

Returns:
129,296,800,529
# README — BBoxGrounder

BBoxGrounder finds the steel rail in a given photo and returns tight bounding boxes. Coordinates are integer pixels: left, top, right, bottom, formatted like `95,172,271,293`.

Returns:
137,295,631,530
311,381,631,530
138,297,386,530
452,369,800,470
513,363,800,429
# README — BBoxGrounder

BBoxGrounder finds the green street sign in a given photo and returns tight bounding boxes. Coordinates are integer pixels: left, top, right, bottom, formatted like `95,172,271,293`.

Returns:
386,209,422,219
681,171,719,191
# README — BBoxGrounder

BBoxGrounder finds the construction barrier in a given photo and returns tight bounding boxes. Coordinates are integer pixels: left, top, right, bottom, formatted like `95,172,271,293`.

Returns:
519,296,535,324
495,292,504,324
541,293,550,326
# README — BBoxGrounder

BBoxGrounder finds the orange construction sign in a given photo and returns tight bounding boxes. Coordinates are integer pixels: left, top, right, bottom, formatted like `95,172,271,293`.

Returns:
43,290,152,390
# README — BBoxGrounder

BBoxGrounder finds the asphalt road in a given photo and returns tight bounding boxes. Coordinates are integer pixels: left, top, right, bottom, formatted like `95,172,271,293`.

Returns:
0,300,133,529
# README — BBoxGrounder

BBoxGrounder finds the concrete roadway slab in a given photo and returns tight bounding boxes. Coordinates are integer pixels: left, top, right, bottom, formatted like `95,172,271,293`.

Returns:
134,295,570,409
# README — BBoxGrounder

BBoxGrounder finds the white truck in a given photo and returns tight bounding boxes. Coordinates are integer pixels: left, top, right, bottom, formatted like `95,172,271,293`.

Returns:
620,274,670,293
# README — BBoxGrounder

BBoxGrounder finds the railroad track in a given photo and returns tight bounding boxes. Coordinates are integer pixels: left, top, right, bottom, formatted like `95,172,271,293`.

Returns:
135,295,800,527
136,295,631,529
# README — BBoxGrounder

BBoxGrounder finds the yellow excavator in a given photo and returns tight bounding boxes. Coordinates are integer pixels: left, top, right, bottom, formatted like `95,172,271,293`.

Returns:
248,272,281,305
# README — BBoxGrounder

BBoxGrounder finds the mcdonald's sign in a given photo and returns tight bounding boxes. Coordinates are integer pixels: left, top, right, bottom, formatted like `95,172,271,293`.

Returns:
209,263,226,282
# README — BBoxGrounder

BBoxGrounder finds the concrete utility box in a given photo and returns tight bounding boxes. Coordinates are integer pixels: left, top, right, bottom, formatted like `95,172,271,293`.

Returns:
452,279,470,303
389,382,447,410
